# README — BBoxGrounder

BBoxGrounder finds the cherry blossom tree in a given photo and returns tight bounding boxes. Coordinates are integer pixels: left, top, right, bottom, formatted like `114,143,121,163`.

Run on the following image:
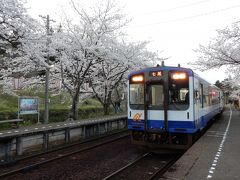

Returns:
194,20,240,70
0,0,42,92
194,20,240,99
47,0,131,119
53,0,163,118
0,0,31,51
90,40,160,115
0,0,163,120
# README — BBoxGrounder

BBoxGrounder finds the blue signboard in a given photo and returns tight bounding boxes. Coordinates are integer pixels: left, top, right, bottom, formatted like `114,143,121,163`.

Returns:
19,97,39,115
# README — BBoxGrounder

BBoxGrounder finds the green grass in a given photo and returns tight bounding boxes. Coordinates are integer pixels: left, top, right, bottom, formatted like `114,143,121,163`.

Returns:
0,93,18,112
0,89,74,112
0,89,127,130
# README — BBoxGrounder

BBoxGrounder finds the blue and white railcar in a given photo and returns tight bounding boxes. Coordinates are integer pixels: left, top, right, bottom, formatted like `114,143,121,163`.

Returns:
128,65,223,149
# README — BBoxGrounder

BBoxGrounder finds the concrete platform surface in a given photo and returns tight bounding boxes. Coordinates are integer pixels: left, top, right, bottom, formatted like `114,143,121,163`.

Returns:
162,105,240,180
0,115,127,139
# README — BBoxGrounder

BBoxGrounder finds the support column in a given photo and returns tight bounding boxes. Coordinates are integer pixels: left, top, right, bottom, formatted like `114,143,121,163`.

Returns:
65,128,70,143
105,122,108,133
97,123,100,135
16,136,23,156
82,126,86,138
117,120,119,129
2,139,12,164
43,132,49,150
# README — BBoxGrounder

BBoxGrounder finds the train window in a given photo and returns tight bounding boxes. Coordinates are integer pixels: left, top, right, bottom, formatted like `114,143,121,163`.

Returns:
211,90,219,105
169,71,189,110
148,85,164,109
169,87,189,110
129,84,144,108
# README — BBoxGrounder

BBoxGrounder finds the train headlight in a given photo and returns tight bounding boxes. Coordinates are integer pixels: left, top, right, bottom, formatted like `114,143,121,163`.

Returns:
171,73,186,80
131,75,144,82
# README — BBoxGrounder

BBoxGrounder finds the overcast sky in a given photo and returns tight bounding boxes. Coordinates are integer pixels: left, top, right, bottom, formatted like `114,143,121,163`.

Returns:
26,0,240,83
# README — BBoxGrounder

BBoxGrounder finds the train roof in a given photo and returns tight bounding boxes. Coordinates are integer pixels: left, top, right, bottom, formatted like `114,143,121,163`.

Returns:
128,66,222,92
128,66,221,89
128,66,194,78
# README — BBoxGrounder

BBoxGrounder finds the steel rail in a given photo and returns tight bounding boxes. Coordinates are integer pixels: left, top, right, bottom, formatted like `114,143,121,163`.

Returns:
0,131,129,178
102,152,151,180
13,129,128,162
147,155,181,180
102,153,181,180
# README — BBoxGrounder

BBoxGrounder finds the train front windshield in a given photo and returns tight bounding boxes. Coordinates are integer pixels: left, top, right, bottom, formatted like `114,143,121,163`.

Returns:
169,71,189,110
129,74,144,109
129,84,144,105
129,71,189,111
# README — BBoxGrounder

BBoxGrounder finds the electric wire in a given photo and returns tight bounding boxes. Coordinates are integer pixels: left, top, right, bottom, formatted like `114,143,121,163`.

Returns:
130,4,240,27
135,0,211,16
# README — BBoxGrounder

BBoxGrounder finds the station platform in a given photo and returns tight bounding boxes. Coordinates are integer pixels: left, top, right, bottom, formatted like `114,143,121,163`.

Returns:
163,105,240,180
0,115,126,139
0,115,127,163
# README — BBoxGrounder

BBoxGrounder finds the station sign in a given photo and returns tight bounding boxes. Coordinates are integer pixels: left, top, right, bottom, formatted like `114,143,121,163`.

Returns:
19,97,39,115
18,97,40,123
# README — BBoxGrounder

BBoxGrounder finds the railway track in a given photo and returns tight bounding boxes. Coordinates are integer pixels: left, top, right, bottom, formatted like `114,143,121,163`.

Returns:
102,152,181,180
0,130,129,179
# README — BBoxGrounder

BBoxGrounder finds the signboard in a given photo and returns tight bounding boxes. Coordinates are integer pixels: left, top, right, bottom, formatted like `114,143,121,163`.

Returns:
19,97,39,115
149,71,162,77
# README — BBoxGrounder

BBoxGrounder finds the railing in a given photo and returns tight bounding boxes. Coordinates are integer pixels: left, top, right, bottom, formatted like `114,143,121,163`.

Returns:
0,119,23,128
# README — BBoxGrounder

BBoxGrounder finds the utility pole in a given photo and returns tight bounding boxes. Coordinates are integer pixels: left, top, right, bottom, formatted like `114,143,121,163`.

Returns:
39,15,55,124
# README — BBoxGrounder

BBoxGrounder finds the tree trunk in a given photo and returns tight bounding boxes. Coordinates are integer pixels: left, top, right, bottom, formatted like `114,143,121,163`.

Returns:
71,92,79,120
103,103,110,115
103,89,113,115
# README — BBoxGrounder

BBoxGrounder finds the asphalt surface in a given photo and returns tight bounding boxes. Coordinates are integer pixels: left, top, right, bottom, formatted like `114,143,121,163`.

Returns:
163,105,240,180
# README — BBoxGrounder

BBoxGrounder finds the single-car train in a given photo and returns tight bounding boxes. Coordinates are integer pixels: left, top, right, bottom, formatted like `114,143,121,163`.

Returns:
128,64,223,149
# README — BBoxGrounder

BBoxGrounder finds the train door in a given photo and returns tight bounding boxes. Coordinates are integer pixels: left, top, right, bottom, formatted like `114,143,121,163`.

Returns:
194,83,203,129
194,81,201,129
145,82,166,132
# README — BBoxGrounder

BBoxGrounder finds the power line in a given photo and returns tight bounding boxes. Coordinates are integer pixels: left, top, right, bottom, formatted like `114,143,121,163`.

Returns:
135,0,211,16
131,4,240,27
